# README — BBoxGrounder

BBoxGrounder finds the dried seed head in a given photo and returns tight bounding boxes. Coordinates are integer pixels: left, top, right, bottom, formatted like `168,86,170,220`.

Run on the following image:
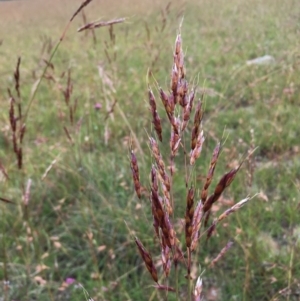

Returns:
191,100,203,151
206,220,216,240
149,138,171,204
17,147,22,169
151,188,165,227
130,150,141,198
217,198,250,223
203,167,239,213
149,89,162,141
9,98,16,133
194,276,203,301
159,88,169,108
191,201,204,251
182,89,195,131
135,237,158,283
177,79,188,107
171,64,179,96
151,165,158,192
185,187,195,248
19,124,26,144
170,129,181,157
161,235,171,277
14,57,21,98
151,199,160,237
201,142,221,204
161,213,175,248
190,130,205,165
209,241,233,268
174,34,182,55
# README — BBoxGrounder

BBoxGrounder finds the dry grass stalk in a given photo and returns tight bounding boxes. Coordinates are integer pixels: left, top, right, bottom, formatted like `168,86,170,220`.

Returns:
0,197,14,204
63,126,73,143
78,18,125,32
23,178,32,206
9,98,17,153
130,150,141,199
209,241,233,268
42,159,57,181
8,58,26,169
153,284,176,292
135,237,158,283
70,0,93,22
0,161,9,180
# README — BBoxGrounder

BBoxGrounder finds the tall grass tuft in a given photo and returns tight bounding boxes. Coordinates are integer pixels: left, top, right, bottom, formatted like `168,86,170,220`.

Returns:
131,28,254,300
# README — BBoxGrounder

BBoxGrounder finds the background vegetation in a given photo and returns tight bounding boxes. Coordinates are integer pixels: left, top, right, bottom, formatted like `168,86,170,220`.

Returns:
0,0,299,300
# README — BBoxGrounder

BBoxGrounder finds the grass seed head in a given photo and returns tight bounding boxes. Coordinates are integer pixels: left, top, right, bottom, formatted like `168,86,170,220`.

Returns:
191,201,204,251
185,187,195,248
194,276,203,301
201,142,221,204
191,100,203,150
135,237,158,283
130,150,141,199
209,241,234,268
190,130,205,165
149,89,163,141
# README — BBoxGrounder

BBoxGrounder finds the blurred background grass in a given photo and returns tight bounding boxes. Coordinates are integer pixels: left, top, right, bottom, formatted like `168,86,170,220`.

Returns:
0,0,300,300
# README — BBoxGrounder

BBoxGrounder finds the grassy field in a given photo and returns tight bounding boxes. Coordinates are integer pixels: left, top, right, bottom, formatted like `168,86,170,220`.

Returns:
0,0,300,300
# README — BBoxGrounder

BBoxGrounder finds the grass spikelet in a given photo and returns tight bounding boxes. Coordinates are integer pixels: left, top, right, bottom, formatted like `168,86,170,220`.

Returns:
149,138,172,214
190,130,205,165
206,197,251,240
185,187,195,248
216,197,250,223
194,276,203,301
130,150,141,199
9,97,16,129
201,142,221,204
161,213,175,247
135,237,158,283
149,88,162,141
14,57,21,99
161,235,171,277
203,166,241,213
17,147,22,169
19,124,26,144
182,89,195,131
191,100,203,151
209,241,234,268
190,201,204,251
